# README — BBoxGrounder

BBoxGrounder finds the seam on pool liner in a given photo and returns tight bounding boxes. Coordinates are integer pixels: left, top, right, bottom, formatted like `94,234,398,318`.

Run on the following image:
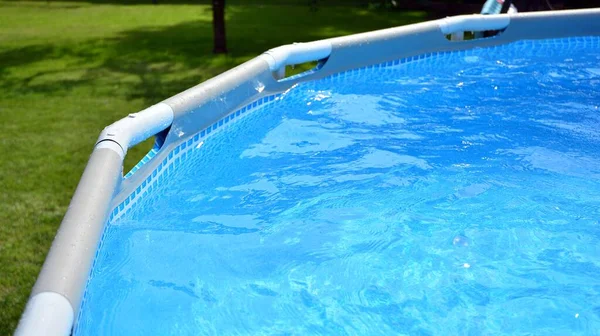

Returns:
73,93,281,334
73,35,599,333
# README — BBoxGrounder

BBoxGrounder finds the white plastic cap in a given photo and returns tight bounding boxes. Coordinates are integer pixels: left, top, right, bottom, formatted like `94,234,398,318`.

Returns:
14,292,74,336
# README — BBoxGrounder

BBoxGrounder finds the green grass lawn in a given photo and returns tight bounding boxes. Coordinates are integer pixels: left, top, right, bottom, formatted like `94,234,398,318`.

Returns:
0,1,425,332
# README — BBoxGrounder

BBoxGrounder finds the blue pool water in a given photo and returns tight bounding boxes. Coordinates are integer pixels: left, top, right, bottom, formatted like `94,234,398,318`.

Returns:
77,37,600,335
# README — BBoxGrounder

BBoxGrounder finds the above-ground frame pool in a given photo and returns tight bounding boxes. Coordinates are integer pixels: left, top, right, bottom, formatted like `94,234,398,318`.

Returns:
16,8,600,336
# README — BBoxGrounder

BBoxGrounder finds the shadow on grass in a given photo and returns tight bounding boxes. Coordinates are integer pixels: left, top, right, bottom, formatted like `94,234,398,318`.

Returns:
0,5,425,105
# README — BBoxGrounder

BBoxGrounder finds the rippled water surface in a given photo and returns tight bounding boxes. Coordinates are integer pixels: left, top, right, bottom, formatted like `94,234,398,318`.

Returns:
77,37,600,335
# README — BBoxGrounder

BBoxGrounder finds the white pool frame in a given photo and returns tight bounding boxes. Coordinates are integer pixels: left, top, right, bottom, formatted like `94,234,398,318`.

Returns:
15,8,600,336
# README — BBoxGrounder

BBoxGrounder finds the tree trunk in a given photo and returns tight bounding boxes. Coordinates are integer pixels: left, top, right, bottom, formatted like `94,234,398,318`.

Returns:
212,0,227,54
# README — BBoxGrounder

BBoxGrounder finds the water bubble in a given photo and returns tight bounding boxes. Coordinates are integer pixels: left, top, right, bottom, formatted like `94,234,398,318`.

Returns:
453,234,470,247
